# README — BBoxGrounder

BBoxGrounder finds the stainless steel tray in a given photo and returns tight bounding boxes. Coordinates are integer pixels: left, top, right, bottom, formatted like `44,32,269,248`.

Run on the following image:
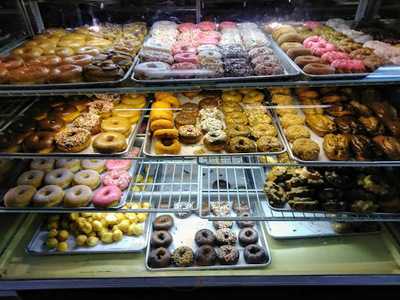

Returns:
131,36,300,84
265,220,382,239
142,95,287,158
26,214,151,255
0,106,145,158
145,211,271,271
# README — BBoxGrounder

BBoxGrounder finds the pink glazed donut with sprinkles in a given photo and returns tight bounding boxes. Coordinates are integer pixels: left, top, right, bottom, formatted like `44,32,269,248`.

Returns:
102,170,131,190
105,160,132,171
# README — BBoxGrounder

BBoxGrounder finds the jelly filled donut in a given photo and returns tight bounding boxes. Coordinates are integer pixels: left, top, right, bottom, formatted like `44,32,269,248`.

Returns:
92,185,121,208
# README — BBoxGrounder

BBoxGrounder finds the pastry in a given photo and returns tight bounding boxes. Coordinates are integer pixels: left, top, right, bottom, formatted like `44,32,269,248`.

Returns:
372,136,400,160
323,133,350,161
32,185,64,207
150,230,173,248
4,185,36,207
243,244,268,264
285,125,310,142
280,114,305,128
73,170,100,190
256,136,282,152
225,136,256,153
350,134,375,161
215,228,237,246
335,116,361,134
305,114,336,136
292,138,320,161
154,138,181,155
55,128,91,153
216,245,239,265
17,170,44,188
63,185,92,208
358,116,385,136
153,215,174,230
195,229,216,246
92,132,127,153
92,185,121,208
148,248,171,268
195,245,217,266
238,228,259,246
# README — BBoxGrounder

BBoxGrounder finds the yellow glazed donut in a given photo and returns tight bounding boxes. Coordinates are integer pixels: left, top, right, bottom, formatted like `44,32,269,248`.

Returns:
112,104,141,124
243,90,265,104
58,39,86,49
85,38,112,49
155,92,174,101
101,117,132,136
222,91,242,103
156,94,180,108
121,94,147,108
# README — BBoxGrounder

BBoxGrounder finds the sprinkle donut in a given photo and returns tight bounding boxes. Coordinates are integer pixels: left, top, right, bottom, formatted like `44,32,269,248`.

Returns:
311,43,336,56
92,185,121,208
174,52,199,64
331,59,366,73
321,51,350,64
303,36,326,48
102,169,131,190
105,160,132,171
171,62,198,70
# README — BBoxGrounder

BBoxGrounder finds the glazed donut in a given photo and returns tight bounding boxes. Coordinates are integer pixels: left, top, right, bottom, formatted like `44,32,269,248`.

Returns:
150,119,174,132
76,46,101,56
63,185,92,208
321,51,349,64
81,159,105,173
4,185,36,207
30,159,55,172
55,128,91,153
294,55,322,68
17,170,45,188
155,94,180,108
222,91,242,102
54,47,75,57
92,185,121,208
45,168,73,188
102,169,131,190
311,43,336,56
303,63,336,75
153,128,179,139
243,90,264,103
105,160,131,172
101,117,131,137
38,115,65,132
121,94,147,109
28,55,62,67
280,42,303,52
63,54,93,66
112,104,140,123
32,185,64,207
277,33,303,45
0,56,24,69
73,169,100,190
154,138,181,155
174,52,199,64
92,132,127,153
134,61,170,77
8,65,50,84
23,131,55,153
49,64,82,83
19,46,44,59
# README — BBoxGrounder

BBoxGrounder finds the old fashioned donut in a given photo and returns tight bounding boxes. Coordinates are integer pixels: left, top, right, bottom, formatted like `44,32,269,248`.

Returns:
55,128,91,153
101,117,131,136
92,132,127,153
225,136,256,153
17,170,44,188
303,63,335,75
151,230,173,248
73,169,100,190
4,185,36,207
64,185,92,207
33,185,64,207
153,215,174,230
280,42,303,52
92,185,121,208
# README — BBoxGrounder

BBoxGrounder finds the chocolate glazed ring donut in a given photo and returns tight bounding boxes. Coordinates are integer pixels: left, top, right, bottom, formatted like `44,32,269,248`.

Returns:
152,215,174,230
236,212,255,228
195,245,217,266
239,228,259,246
243,244,268,264
148,247,171,268
194,229,216,246
150,230,173,248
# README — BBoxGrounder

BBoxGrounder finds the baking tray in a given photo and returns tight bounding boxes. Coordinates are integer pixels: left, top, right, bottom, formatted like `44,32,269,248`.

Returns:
145,211,271,271
26,214,151,255
265,220,382,239
142,94,287,158
0,160,138,211
0,41,137,89
0,106,145,158
272,101,400,166
131,36,300,84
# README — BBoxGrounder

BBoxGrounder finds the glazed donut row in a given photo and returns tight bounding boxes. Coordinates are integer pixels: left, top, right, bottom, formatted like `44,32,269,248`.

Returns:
0,94,144,154
3,158,133,208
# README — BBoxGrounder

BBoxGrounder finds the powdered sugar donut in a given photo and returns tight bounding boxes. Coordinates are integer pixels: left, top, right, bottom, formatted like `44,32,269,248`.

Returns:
178,23,197,32
105,160,132,171
331,59,366,73
321,51,349,64
92,185,121,208
303,36,326,48
102,170,131,190
311,43,336,56
174,52,199,64
198,21,217,31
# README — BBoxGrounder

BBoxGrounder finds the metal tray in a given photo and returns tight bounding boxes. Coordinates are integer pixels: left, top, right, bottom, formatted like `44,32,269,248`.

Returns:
142,94,287,158
0,160,138,211
0,106,145,158
26,214,151,255
145,211,271,271
131,36,300,84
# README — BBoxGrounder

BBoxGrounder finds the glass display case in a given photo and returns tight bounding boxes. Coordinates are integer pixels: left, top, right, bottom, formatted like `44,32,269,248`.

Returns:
0,0,400,292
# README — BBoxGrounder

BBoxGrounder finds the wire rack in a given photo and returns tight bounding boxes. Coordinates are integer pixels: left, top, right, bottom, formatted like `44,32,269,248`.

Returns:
125,159,199,213
0,98,37,131
197,154,297,166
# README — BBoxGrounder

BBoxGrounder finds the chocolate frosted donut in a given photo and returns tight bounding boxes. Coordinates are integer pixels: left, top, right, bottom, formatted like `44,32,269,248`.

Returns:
194,229,216,246
237,212,255,228
153,215,174,230
148,247,171,268
195,245,217,266
239,228,259,246
150,230,173,248
216,245,239,265
244,244,268,264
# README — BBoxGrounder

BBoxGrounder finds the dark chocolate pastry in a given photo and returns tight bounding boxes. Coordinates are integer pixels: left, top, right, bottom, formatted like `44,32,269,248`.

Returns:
335,116,361,134
325,104,353,117
358,174,392,196
195,245,217,266
382,119,400,136
238,228,259,246
372,135,400,160
366,100,397,120
348,100,372,116
264,181,287,208
324,169,353,188
243,244,268,264
323,133,350,161
358,116,385,136
148,247,171,268
288,198,319,210
350,134,375,161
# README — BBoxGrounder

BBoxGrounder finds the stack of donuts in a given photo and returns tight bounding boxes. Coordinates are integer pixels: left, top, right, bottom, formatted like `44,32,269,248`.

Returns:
0,94,144,154
0,22,146,84
3,159,133,209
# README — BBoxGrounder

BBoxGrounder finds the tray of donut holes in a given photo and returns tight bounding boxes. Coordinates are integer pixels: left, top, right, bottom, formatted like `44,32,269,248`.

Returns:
0,23,148,88
143,90,287,157
27,210,151,254
0,94,145,157
146,211,271,270
1,158,137,210
270,86,400,165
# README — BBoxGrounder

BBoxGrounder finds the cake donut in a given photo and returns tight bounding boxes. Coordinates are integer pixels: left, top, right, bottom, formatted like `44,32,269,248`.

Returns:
30,159,55,172
105,160,132,171
4,185,36,207
92,185,121,208
32,185,64,207
102,169,131,190
303,63,336,75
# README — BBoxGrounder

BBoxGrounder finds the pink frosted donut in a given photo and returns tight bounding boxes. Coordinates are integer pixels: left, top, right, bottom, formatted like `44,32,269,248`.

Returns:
303,36,326,48
171,62,198,70
198,21,217,31
331,59,366,73
102,170,131,190
92,185,121,208
174,52,199,64
105,160,132,171
311,43,336,56
304,21,321,30
172,44,197,56
178,23,197,32
321,51,349,64
219,21,236,30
